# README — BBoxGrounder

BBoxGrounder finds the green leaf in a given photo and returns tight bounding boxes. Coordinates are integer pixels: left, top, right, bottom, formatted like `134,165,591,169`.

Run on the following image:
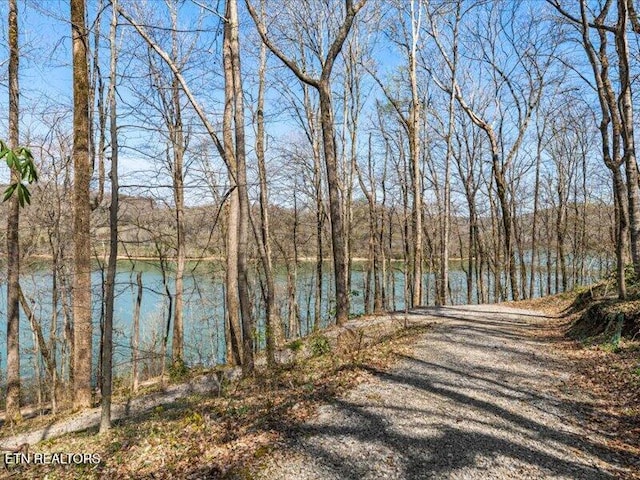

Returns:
18,147,32,159
1,142,38,208
22,185,31,205
27,161,38,183
2,183,17,202
6,150,17,169
17,183,25,207
17,184,31,207
19,160,30,178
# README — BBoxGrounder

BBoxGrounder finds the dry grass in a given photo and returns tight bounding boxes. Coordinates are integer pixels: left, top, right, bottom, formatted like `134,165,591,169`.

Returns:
508,289,581,316
0,323,430,480
511,289,640,476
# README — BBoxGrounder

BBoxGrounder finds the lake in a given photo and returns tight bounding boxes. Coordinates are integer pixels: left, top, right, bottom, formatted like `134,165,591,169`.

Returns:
0,256,608,382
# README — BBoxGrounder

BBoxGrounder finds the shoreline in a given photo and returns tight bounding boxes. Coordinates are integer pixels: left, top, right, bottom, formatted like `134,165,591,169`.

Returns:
1,254,468,263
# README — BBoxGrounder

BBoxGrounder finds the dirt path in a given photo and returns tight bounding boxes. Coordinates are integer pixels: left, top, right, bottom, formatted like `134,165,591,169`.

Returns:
253,304,634,479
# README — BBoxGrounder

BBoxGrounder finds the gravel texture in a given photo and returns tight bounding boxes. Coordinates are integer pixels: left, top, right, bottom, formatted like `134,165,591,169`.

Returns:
253,304,633,479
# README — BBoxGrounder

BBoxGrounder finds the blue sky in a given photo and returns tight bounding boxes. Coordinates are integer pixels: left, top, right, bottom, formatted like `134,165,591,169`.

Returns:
0,0,615,212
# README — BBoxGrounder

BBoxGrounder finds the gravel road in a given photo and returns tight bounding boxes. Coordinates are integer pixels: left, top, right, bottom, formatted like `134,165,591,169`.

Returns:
253,304,633,479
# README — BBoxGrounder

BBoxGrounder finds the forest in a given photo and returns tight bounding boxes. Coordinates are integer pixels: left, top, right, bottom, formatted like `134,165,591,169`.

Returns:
0,0,638,457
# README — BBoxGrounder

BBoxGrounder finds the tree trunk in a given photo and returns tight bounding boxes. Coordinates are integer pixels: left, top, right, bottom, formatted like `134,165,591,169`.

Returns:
167,3,186,367
616,0,640,275
93,4,106,209
5,0,21,424
613,167,629,299
289,191,301,338
438,47,456,306
171,74,185,366
255,23,280,366
487,183,502,301
227,0,254,374
491,150,519,301
222,11,242,367
304,84,324,330
355,134,380,314
100,1,118,432
318,82,349,324
131,271,142,392
513,207,528,300
71,0,93,409
409,31,422,308
50,248,59,413
530,118,543,298
556,177,568,292
314,153,324,330
18,287,56,396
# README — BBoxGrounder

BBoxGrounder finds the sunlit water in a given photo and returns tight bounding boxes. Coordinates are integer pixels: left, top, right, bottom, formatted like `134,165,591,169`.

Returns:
0,256,609,385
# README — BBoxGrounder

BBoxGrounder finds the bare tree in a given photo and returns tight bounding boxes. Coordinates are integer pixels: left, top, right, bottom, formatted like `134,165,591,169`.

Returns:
5,0,22,424
550,0,640,280
116,2,255,370
615,0,640,276
251,0,281,365
71,0,93,409
247,0,368,325
222,1,243,367
226,0,254,373
428,1,551,301
366,0,424,307
549,0,629,298
168,2,186,368
423,0,462,305
100,0,119,432
125,1,191,367
353,133,384,313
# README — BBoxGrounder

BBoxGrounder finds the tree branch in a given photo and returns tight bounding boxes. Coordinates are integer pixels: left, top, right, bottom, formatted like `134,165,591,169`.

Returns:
322,0,368,80
546,0,616,33
245,0,320,88
115,3,230,170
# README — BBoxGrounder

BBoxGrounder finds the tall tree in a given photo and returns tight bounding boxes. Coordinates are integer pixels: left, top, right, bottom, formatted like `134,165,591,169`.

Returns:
424,0,461,305
226,0,254,373
100,0,119,432
549,0,629,298
407,0,423,307
222,1,243,367
168,1,186,367
71,0,93,409
615,0,640,276
247,0,368,325
252,1,281,365
353,133,384,313
5,0,21,424
549,0,640,282
367,0,424,307
117,0,254,371
429,1,549,301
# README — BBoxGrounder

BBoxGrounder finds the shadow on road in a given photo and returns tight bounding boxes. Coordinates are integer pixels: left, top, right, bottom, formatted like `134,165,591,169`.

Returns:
156,306,631,479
